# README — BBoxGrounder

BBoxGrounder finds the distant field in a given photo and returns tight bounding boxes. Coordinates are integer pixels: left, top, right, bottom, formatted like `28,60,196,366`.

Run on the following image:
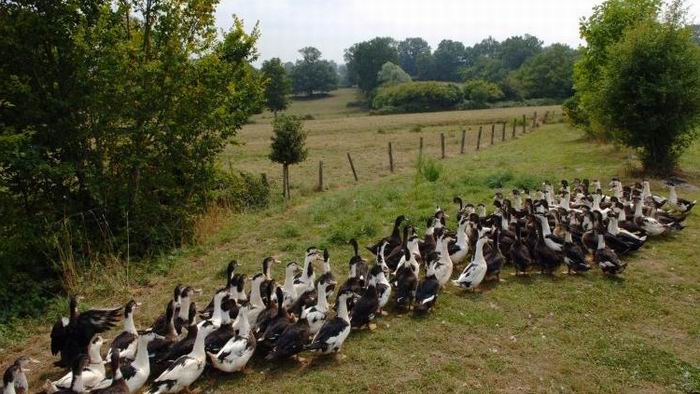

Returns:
227,89,559,195
252,88,366,121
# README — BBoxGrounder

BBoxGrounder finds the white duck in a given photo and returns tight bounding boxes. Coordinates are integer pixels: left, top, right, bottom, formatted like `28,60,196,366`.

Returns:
281,261,300,309
448,216,469,265
435,234,455,287
92,332,163,393
453,234,489,291
47,335,105,392
304,291,352,355
246,274,267,328
208,305,256,373
145,321,217,394
301,279,330,336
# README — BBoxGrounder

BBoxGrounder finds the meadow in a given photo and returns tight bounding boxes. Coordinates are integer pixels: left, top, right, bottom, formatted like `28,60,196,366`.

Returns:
1,90,698,393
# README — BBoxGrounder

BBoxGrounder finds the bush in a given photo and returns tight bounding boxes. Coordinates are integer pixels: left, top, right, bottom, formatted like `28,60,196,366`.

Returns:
209,171,271,211
418,158,443,182
484,171,514,189
463,79,504,105
372,81,464,113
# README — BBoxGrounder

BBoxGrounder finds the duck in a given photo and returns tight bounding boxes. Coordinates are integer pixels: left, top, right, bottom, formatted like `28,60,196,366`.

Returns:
434,234,455,286
280,262,300,309
641,180,667,207
632,196,676,236
367,215,405,257
201,261,238,319
208,305,256,373
147,301,179,367
301,279,331,336
348,239,369,284
394,248,418,311
145,321,217,394
289,262,318,318
260,257,279,306
384,225,411,272
253,284,278,338
607,211,646,251
3,357,37,394
246,273,268,327
47,335,105,392
561,224,590,275
47,355,90,394
447,216,469,265
316,249,337,298
264,318,310,362
154,302,197,365
534,214,564,252
150,286,182,336
204,296,239,355
593,228,627,275
107,300,141,362
293,247,321,298
370,259,392,315
173,287,199,334
453,231,489,291
50,296,122,368
533,217,562,275
510,221,532,276
304,291,352,355
90,350,129,394
666,181,696,213
414,259,440,315
350,276,379,330
484,226,506,281
258,287,293,350
92,332,162,393
418,217,438,259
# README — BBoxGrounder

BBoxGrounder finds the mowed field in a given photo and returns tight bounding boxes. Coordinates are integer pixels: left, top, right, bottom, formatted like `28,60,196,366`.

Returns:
225,88,560,195
1,90,699,393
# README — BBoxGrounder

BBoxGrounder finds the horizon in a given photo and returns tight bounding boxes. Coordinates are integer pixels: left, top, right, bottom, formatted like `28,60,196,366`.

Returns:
215,0,700,65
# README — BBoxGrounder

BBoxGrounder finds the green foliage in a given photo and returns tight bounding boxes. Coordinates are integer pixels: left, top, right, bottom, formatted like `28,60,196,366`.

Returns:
209,171,270,211
290,47,338,97
397,38,431,77
0,0,264,312
463,80,505,105
484,171,514,189
261,57,291,114
431,40,467,82
269,115,308,165
418,158,443,182
377,62,412,86
497,35,543,70
511,44,578,99
590,10,700,174
344,37,399,95
372,82,463,113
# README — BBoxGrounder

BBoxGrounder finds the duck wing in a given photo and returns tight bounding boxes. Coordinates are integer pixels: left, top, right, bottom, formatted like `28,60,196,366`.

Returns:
51,318,68,355
307,318,349,352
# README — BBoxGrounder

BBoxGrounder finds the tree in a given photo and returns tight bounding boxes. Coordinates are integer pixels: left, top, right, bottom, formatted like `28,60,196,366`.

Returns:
0,1,264,290
571,0,662,134
377,62,412,85
261,58,291,116
290,47,337,97
511,44,578,99
397,37,431,77
344,37,398,95
497,35,543,70
269,115,308,199
432,40,466,81
463,80,504,106
692,24,700,44
416,52,435,80
587,7,700,175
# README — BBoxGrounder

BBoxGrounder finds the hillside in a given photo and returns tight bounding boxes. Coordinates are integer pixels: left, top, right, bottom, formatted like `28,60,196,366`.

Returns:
2,120,699,393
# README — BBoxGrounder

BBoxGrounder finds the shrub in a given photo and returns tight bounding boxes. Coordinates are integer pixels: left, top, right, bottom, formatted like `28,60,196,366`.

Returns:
209,171,271,211
484,171,514,189
463,79,505,106
372,81,464,113
418,158,443,182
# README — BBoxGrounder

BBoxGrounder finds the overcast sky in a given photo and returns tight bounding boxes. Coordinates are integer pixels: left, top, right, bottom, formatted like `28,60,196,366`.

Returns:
215,0,700,65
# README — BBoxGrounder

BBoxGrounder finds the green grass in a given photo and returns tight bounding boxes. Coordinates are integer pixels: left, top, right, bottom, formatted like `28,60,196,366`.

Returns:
251,88,366,121
2,124,700,393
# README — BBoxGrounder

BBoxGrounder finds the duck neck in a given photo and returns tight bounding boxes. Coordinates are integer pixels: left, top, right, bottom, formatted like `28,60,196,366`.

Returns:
178,297,191,320
642,183,651,199
475,239,486,264
133,337,151,371
283,270,295,293
89,343,103,364
593,195,602,211
513,196,522,211
560,194,570,210
190,328,208,359
316,284,329,312
322,258,331,274
337,297,350,323
456,225,467,247
250,281,265,308
212,295,223,325
618,208,627,221
669,186,677,203
597,234,606,250
608,217,619,234
634,200,643,218
539,217,552,236
124,311,137,334
234,309,251,337
263,261,272,279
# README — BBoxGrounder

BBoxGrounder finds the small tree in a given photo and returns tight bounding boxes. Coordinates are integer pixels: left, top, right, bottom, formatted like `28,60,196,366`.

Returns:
269,115,308,199
261,58,291,116
463,79,504,106
290,47,337,97
377,62,412,86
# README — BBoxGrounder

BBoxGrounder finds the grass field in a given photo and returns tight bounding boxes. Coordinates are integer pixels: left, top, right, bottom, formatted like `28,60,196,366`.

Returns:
1,92,699,393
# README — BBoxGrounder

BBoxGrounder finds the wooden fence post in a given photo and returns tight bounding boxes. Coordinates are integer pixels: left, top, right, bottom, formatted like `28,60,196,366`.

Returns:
317,160,323,191
419,136,423,157
533,111,537,128
440,133,446,159
347,153,358,182
490,124,495,145
460,128,466,154
522,115,527,134
512,118,516,138
501,122,506,141
388,142,394,172
476,126,483,151
543,111,549,124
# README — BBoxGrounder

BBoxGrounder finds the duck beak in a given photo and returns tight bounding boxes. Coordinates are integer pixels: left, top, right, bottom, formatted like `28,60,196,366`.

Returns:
192,288,203,295
135,302,143,307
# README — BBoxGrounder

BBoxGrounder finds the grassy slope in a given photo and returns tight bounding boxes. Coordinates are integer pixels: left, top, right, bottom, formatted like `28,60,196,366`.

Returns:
2,123,699,393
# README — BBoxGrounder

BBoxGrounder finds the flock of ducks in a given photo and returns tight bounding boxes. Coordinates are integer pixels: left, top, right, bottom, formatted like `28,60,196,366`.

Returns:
2,178,694,394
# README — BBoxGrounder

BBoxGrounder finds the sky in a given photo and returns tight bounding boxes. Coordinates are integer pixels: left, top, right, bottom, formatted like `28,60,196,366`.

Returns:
215,0,700,65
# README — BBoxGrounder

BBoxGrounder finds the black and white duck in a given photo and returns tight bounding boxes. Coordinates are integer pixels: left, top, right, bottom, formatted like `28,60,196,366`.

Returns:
593,229,627,275
48,355,90,394
264,317,310,362
302,279,332,336
107,300,141,362
204,296,239,355
155,302,197,365
147,301,179,367
534,214,564,252
50,296,122,368
394,248,418,311
316,249,337,298
369,263,391,315
246,273,268,327
293,247,322,298
384,225,411,273
258,287,293,350
632,197,677,236
304,291,352,356
174,287,199,335
561,224,590,275
484,226,506,281
90,350,129,394
201,261,238,319
447,215,469,265
435,233,455,286
93,332,162,394
350,275,379,330
253,284,279,338
3,357,37,394
453,232,489,291
208,305,256,373
414,259,440,315
150,286,182,336
145,321,217,394
47,335,105,392
367,215,406,257
260,257,279,306
418,217,438,259
533,217,562,275
607,211,646,251
349,239,369,284
281,262,300,309
289,262,318,318
666,181,696,213
510,221,532,276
